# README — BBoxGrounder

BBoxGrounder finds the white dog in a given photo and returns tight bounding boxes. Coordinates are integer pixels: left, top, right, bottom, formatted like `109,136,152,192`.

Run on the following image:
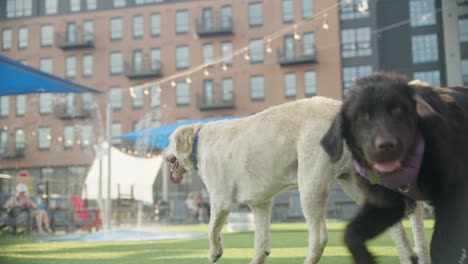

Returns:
162,97,428,264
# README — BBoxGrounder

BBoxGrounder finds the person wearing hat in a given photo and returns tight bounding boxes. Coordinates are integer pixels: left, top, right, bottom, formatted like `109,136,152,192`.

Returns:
4,183,52,234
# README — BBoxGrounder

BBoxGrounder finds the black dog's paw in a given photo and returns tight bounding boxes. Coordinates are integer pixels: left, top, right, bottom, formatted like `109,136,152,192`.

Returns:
410,255,419,264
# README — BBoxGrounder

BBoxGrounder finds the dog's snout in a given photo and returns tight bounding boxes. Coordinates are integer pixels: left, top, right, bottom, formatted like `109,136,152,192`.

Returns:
169,156,177,163
375,135,397,152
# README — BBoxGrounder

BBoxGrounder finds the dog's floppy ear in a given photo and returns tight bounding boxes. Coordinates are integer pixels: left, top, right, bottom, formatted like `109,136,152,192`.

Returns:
175,126,195,155
408,81,437,118
321,113,344,163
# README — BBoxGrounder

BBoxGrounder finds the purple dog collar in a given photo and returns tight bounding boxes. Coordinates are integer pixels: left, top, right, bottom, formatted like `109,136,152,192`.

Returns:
353,139,428,201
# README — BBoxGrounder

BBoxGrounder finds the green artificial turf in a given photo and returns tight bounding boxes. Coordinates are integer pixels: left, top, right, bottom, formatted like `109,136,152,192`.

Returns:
0,221,433,264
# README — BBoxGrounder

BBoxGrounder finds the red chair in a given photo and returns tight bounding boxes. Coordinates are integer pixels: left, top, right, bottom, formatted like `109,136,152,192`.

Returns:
70,196,102,232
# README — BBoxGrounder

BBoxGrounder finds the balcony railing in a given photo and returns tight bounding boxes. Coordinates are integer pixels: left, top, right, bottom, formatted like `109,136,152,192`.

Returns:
0,147,25,159
277,45,317,66
196,16,233,37
55,106,93,119
124,60,162,79
197,92,235,111
56,31,94,50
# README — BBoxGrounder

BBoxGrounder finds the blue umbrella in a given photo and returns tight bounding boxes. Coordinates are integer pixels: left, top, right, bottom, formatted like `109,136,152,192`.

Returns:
120,116,240,150
0,55,100,96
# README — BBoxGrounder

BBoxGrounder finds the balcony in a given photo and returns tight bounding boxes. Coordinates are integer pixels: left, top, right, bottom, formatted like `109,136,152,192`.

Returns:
55,106,93,119
0,148,25,159
124,60,162,79
196,16,233,37
56,31,94,50
277,46,317,67
197,93,235,111
464,75,468,86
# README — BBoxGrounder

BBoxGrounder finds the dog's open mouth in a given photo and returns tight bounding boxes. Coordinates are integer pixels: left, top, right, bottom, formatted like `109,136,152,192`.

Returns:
169,160,184,184
373,160,401,173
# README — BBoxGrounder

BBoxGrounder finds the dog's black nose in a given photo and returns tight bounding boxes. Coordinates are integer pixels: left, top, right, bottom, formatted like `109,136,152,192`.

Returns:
169,156,177,163
375,136,397,152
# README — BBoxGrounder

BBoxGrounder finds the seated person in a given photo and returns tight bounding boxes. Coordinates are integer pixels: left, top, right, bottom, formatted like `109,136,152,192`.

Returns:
4,183,52,234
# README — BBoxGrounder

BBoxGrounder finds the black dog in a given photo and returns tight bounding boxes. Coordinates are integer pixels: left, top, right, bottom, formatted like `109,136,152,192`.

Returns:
321,72,468,264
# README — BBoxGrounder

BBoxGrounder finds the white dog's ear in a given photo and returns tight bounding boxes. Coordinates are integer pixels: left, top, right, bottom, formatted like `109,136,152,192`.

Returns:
176,126,195,155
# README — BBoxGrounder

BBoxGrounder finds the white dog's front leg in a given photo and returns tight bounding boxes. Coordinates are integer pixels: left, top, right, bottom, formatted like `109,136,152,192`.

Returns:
208,200,231,263
410,201,429,264
387,222,418,264
249,200,273,264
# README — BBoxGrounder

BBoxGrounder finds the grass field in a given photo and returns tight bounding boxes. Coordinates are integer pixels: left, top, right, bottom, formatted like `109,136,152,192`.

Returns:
0,221,433,264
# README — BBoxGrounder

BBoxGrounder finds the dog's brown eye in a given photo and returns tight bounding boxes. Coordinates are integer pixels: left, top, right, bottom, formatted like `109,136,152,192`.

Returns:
391,107,402,116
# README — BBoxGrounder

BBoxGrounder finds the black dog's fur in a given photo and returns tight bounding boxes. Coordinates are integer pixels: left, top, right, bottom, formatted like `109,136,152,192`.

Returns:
321,72,468,264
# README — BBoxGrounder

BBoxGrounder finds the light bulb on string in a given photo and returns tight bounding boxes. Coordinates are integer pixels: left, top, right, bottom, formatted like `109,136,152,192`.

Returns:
222,64,228,71
157,86,162,94
266,39,273,53
31,131,36,136
322,13,329,30
58,136,63,142
3,125,7,130
294,31,301,40
171,81,176,87
129,87,136,98
244,48,250,61
186,77,192,84
144,88,150,96
204,68,210,76
358,0,369,14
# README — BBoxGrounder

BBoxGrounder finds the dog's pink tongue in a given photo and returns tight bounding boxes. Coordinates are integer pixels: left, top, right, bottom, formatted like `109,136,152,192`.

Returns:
373,160,401,173
169,161,183,184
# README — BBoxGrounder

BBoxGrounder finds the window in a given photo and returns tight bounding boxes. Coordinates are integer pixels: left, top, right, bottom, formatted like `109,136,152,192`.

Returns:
18,27,28,49
2,29,12,50
304,70,317,96
65,93,75,115
40,58,53,74
40,25,53,47
410,0,436,27
414,70,441,86
249,2,263,27
176,82,190,105
222,78,233,102
133,50,143,72
0,131,7,155
302,0,313,19
284,72,296,97
113,0,126,7
64,126,75,149
463,59,468,85
6,0,32,18
340,0,369,20
0,96,9,117
67,23,77,43
45,0,57,15
249,39,264,64
133,15,144,38
38,127,51,150
342,65,373,92
341,27,371,58
83,20,94,42
111,123,122,145
150,85,161,108
221,5,232,29
176,10,189,34
176,45,189,69
203,44,214,65
16,95,26,116
87,0,96,10
250,75,265,100
83,54,93,77
202,8,213,31
82,93,93,112
303,33,315,56
71,0,81,12
15,129,25,151
110,17,123,40
66,56,76,79
412,34,439,63
133,86,143,109
81,125,92,147
203,80,214,105
284,35,294,58
151,13,161,36
282,0,294,23
110,87,122,110
39,93,53,114
110,52,123,74
221,41,233,65
459,18,468,42
151,48,160,71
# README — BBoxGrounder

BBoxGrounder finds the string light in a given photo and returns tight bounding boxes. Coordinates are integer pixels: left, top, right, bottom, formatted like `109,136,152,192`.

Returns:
358,0,369,14
186,77,192,84
294,31,301,40
244,48,250,61
157,87,162,94
203,68,210,76
76,139,81,145
266,39,273,53
129,87,136,98
3,125,7,130
171,81,176,87
222,64,228,71
144,88,150,95
31,131,36,136
322,13,329,30
58,136,63,142
46,135,51,140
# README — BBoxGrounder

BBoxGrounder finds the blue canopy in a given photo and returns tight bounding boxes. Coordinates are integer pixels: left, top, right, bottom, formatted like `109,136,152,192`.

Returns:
0,55,100,96
121,117,240,150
